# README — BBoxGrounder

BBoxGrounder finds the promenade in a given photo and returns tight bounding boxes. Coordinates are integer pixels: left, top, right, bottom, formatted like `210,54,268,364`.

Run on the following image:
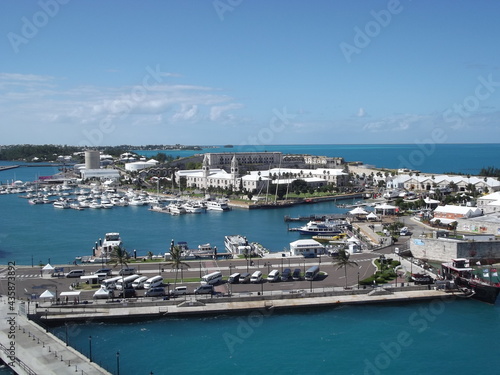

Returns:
0,298,111,375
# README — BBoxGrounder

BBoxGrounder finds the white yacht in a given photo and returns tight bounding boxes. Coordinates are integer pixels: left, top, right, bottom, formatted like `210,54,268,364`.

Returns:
183,201,206,213
167,203,186,215
205,199,230,211
53,200,70,209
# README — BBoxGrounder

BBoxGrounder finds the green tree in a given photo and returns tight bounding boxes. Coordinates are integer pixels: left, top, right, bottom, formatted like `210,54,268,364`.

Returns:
166,245,191,287
334,249,359,289
110,245,131,289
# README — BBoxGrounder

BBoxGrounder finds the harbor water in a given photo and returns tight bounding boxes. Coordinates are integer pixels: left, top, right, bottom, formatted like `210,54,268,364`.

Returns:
1,144,500,374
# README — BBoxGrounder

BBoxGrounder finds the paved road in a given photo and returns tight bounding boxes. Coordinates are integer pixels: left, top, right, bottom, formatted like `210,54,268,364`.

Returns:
0,253,380,303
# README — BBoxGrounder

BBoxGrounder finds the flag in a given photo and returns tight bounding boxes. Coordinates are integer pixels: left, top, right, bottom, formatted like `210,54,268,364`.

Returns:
491,268,498,277
483,268,490,278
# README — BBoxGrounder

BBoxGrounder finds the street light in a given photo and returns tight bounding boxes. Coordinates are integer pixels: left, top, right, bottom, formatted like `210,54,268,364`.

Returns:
89,336,92,362
357,271,360,289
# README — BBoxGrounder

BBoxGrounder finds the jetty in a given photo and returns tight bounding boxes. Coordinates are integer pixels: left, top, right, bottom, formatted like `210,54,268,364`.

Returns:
0,165,19,172
0,298,111,375
30,285,454,324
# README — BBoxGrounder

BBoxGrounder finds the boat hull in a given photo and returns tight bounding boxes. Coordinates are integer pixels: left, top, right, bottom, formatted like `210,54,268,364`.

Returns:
455,277,500,304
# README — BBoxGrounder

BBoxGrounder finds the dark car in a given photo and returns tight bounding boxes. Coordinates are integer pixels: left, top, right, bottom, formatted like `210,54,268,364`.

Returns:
281,268,292,281
292,269,302,281
145,287,165,297
118,288,136,298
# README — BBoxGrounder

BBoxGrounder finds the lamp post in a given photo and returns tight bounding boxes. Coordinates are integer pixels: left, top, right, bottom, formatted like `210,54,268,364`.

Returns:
199,262,202,278
357,271,360,289
89,336,92,362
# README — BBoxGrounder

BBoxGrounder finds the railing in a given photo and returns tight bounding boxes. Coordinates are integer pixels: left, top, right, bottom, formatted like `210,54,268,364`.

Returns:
0,341,37,375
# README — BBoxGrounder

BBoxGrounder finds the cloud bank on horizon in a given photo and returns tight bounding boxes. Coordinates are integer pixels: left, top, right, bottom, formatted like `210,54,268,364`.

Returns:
1,0,500,147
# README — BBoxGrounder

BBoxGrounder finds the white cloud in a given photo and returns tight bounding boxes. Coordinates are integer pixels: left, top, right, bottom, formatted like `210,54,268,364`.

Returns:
357,107,367,117
209,103,244,121
0,72,246,144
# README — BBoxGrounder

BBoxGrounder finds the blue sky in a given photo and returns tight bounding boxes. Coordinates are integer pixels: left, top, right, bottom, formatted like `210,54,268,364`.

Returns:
1,0,500,146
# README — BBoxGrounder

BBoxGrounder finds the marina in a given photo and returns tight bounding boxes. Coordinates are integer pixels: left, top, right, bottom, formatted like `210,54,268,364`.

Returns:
2,143,500,374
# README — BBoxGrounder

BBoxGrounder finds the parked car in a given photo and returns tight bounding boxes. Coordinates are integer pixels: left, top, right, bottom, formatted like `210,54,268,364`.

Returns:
169,286,188,296
118,287,136,298
292,269,302,281
145,287,165,297
239,273,251,284
267,270,280,282
194,285,214,295
94,268,112,276
66,269,85,278
281,268,292,281
119,267,136,276
250,271,263,284
132,276,148,289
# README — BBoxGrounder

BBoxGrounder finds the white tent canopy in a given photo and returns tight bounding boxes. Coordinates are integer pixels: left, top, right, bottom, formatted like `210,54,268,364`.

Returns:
366,212,379,220
42,263,54,270
349,207,369,215
39,290,55,299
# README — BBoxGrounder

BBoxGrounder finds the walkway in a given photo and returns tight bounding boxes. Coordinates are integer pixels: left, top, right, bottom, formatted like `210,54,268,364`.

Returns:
0,297,111,375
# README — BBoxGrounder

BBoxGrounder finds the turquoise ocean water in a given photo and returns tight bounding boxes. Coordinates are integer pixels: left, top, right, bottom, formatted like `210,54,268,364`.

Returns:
1,144,500,374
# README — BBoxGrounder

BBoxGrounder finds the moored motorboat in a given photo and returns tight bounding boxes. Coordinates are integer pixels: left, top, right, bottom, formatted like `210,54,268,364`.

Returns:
294,220,344,235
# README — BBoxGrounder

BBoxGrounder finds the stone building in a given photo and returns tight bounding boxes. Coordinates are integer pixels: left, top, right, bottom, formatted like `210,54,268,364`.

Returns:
410,233,500,263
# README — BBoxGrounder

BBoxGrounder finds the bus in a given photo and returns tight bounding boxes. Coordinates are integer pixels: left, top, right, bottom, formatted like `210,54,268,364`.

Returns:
304,265,320,281
201,271,222,285
116,274,141,290
101,276,122,290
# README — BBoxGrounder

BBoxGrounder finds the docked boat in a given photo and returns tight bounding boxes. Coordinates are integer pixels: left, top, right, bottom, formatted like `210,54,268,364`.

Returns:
205,199,230,211
441,258,500,304
183,201,206,213
294,220,344,235
167,203,186,215
99,232,122,259
224,235,269,257
53,200,70,209
28,198,44,205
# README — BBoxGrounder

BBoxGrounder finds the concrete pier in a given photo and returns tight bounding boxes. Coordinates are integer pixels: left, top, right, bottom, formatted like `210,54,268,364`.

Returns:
0,298,111,375
33,285,455,323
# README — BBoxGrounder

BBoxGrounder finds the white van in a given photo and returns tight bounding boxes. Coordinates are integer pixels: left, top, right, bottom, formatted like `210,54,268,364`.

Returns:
267,270,280,282
250,270,262,283
228,273,240,284
201,271,222,285
132,276,148,289
116,274,141,290
66,269,85,278
143,275,164,289
101,276,122,290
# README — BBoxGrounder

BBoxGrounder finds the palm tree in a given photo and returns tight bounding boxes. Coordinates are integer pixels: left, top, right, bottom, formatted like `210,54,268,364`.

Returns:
334,248,358,289
166,245,190,288
110,245,130,292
